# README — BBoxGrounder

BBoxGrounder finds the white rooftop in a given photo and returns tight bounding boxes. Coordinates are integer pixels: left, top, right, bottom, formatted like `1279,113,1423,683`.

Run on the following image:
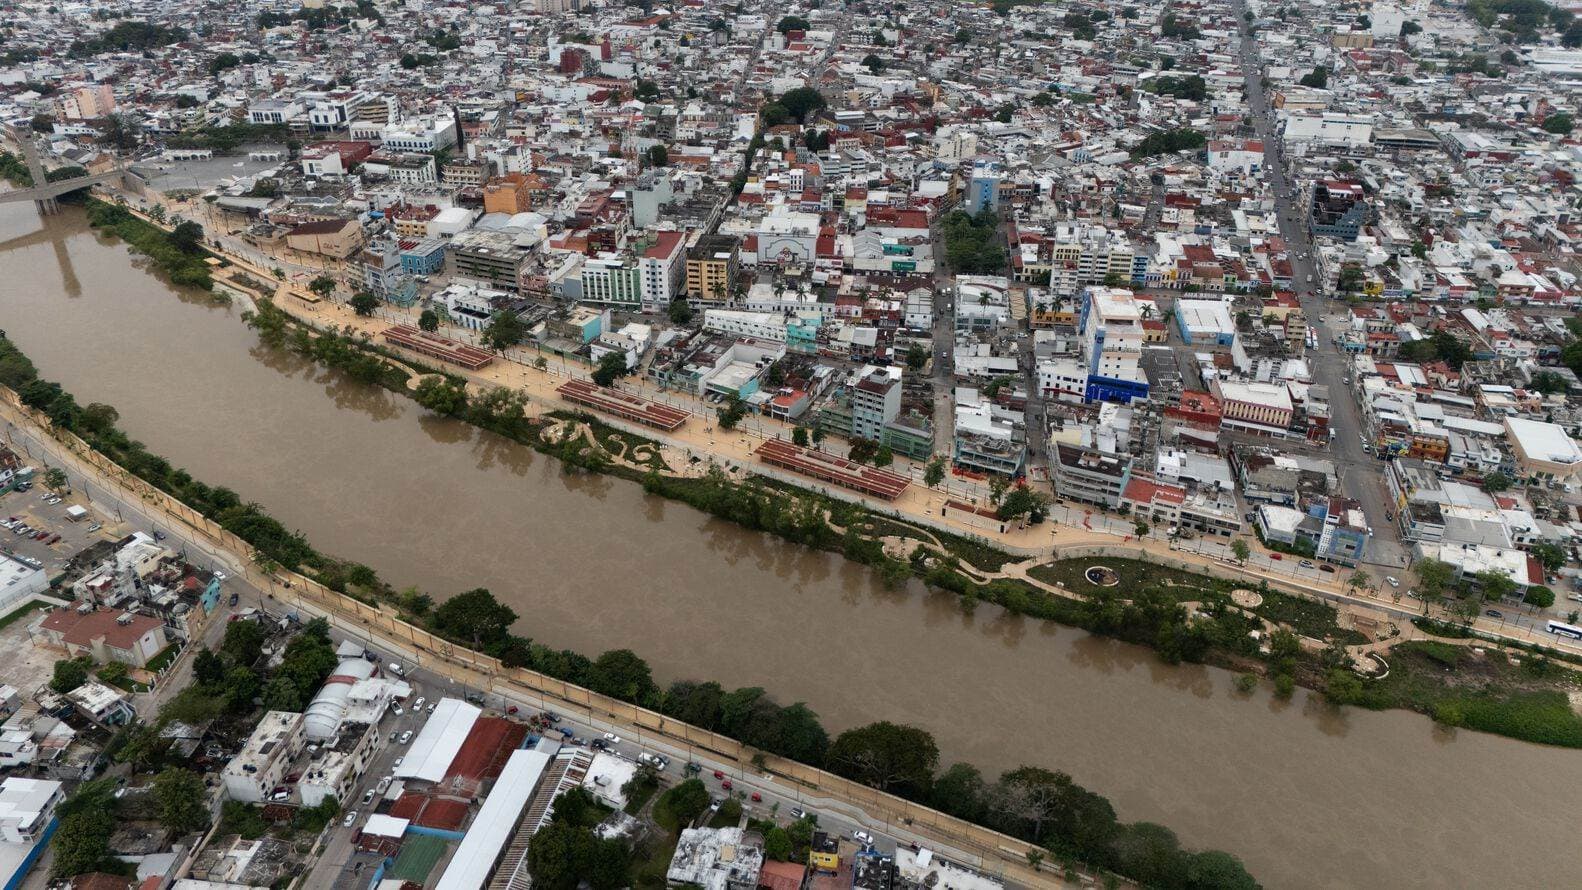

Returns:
394,697,480,783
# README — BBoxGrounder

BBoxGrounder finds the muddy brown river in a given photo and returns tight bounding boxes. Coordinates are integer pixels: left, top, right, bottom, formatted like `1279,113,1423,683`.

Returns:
2,204,1574,889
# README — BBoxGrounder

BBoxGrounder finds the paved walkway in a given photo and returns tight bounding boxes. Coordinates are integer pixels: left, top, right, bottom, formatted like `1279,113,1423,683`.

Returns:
94,192,1582,662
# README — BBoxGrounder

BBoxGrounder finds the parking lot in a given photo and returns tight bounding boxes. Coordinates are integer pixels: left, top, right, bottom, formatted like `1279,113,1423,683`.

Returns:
0,484,120,576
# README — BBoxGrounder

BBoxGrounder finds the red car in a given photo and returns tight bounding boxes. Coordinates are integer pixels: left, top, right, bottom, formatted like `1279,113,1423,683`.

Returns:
1269,553,1282,561
750,792,762,802
713,770,724,780
721,780,733,791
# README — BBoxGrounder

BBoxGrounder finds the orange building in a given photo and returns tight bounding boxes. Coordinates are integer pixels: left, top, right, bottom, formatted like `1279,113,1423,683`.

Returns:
482,173,533,215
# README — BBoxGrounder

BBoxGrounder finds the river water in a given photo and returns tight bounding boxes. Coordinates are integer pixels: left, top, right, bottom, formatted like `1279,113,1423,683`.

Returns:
2,205,1574,889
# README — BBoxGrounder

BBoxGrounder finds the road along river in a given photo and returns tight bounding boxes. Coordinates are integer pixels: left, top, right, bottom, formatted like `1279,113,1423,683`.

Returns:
2,204,1576,889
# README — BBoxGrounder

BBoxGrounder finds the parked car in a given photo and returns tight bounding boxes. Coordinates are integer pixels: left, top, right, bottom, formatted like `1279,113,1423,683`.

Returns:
361,790,375,805
412,697,426,711
721,780,732,791
1320,565,1336,573
1485,609,1504,619
713,770,725,780
1386,576,1400,588
790,808,807,820
1299,560,1316,569
270,788,290,802
399,731,412,745
1269,553,1282,561
603,732,621,745
591,738,610,751
343,810,358,828
750,792,762,802
390,702,404,716
853,831,874,846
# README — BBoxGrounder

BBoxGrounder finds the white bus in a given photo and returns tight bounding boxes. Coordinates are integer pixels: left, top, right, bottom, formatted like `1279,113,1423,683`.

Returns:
1545,620,1582,640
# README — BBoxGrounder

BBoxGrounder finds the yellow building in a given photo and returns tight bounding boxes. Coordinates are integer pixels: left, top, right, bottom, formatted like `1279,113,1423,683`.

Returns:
685,234,740,302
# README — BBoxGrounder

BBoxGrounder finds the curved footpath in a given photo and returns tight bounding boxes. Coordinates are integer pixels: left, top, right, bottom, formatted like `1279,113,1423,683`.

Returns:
97,191,1582,671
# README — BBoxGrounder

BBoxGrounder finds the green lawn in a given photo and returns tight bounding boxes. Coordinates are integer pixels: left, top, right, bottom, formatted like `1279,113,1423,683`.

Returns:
1030,558,1225,598
1252,591,1344,641
860,516,934,545
0,598,50,632
144,642,183,675
930,527,1015,572
623,778,659,815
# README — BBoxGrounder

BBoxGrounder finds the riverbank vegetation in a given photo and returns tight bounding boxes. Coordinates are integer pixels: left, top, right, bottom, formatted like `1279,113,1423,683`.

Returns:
1325,640,1582,747
80,197,216,289
211,303,1582,748
0,325,1261,889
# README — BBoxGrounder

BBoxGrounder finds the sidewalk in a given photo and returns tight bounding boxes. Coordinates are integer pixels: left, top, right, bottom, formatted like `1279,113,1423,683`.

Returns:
99,191,1582,659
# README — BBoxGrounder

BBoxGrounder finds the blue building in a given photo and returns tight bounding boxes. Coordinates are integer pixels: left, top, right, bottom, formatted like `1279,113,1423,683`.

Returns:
1077,287,1151,405
966,162,1002,214
1312,496,1368,565
400,237,448,275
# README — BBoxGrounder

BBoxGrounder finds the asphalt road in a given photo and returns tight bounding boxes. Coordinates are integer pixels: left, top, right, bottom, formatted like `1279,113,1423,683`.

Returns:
287,628,973,887
1232,9,1408,570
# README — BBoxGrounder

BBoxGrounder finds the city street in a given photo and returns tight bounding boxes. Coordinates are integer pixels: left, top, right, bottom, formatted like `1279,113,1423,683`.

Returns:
1232,6,1408,570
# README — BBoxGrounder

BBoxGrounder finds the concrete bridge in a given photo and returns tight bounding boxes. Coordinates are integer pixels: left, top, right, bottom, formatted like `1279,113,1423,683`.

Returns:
1,124,133,213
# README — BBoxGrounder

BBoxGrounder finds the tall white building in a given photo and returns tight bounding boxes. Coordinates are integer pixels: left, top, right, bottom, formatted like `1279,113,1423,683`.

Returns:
1078,287,1150,404
638,231,686,310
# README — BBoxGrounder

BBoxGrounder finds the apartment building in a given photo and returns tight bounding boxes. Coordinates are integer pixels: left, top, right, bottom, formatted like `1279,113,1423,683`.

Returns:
1214,380,1294,436
686,234,741,303
638,231,686,310
580,255,643,307
223,711,306,803
1078,286,1150,404
851,371,902,441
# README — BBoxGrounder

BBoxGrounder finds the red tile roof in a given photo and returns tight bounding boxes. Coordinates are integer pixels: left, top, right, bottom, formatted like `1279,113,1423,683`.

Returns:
39,608,163,652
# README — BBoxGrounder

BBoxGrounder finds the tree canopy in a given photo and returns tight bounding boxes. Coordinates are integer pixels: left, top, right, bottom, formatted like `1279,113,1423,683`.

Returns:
434,587,519,648
826,721,939,797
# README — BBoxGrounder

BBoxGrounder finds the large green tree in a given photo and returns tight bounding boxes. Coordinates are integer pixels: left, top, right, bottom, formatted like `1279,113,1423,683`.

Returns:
826,721,939,797
586,649,658,704
483,311,526,350
154,767,211,834
434,587,519,648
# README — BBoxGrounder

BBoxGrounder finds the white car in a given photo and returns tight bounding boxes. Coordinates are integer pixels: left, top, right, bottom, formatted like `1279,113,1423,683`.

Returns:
603,732,621,745
399,730,413,745
413,697,426,711
343,810,358,828
853,830,874,846
1385,576,1400,588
